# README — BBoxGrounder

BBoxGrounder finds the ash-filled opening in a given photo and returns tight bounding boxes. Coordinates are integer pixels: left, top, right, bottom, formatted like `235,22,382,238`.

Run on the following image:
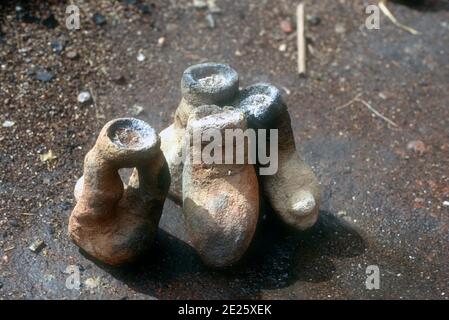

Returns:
197,73,227,88
108,118,157,150
238,84,285,122
183,63,239,95
114,128,141,147
189,65,231,90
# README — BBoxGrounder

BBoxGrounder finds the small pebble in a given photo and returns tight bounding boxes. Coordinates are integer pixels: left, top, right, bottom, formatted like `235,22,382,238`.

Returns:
9,219,20,227
407,140,426,155
92,13,107,26
443,201,449,207
35,70,54,82
29,240,46,253
2,120,15,128
157,37,165,47
137,52,146,62
307,15,321,26
279,44,287,52
206,14,215,28
280,20,293,34
66,51,78,59
77,91,92,104
335,23,346,34
51,41,64,54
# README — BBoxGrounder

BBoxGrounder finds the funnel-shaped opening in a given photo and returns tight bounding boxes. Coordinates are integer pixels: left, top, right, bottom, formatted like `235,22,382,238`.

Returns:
237,83,286,128
107,118,158,152
181,63,239,106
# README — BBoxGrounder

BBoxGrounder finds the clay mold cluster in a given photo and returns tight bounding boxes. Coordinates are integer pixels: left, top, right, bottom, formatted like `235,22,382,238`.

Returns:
69,63,320,268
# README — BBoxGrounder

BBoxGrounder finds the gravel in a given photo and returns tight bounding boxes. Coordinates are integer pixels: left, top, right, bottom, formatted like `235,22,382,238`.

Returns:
92,13,107,26
77,91,92,104
35,70,54,82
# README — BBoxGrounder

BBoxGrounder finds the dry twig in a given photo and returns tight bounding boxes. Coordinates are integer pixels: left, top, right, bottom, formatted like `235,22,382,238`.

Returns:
337,94,399,128
379,0,420,35
336,93,363,110
358,98,399,128
296,3,306,75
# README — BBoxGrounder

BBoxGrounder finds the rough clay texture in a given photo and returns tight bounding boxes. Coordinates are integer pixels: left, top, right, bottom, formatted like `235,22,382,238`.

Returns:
159,122,185,203
160,63,240,203
182,106,259,267
162,65,320,230
69,118,170,266
236,84,321,230
261,112,321,229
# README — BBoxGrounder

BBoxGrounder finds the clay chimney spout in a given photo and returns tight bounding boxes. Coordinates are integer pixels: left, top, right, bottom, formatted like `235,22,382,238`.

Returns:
181,63,239,107
235,83,321,230
182,105,259,268
161,62,239,203
236,83,287,129
69,118,170,266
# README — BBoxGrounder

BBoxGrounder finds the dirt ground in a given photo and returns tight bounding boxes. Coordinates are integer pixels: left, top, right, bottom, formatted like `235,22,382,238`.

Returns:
0,0,448,299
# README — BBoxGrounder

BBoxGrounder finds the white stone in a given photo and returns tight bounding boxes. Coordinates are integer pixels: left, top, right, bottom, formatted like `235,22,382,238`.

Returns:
2,120,15,128
137,52,146,62
77,91,92,104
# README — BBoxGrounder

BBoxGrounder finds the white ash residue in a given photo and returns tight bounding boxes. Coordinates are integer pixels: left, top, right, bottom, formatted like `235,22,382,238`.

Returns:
240,94,271,118
197,74,226,88
110,119,157,150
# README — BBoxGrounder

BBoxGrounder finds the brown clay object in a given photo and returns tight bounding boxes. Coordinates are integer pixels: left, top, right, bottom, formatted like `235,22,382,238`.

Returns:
69,118,170,266
160,62,239,203
182,105,259,267
235,83,320,230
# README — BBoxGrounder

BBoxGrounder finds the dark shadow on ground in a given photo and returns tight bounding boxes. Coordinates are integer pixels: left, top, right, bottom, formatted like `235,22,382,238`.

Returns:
83,204,366,299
